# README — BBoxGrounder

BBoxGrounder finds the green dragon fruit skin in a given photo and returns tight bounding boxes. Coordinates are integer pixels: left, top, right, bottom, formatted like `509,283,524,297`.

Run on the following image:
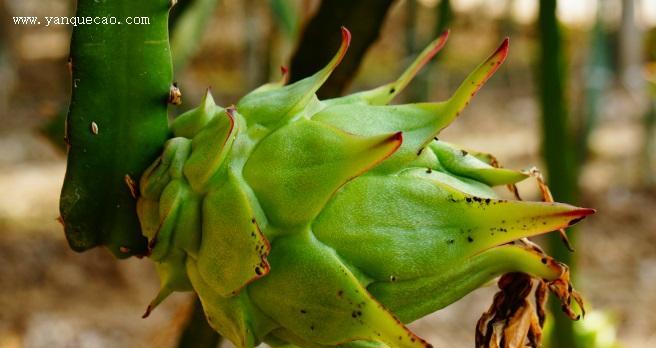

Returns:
137,29,594,348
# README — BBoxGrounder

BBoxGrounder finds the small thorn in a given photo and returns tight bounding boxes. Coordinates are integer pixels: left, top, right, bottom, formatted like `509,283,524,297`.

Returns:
494,37,510,57
334,27,352,65
391,131,403,143
280,66,288,75
225,105,237,118
56,216,64,226
119,246,130,253
90,121,98,135
340,26,352,48
168,83,182,105
124,174,138,199
142,305,153,318
558,229,575,252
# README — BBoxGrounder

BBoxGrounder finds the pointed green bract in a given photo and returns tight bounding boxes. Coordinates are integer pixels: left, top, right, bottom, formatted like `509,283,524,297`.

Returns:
369,244,565,322
135,30,594,348
314,102,452,173
236,28,350,133
313,38,510,174
248,232,428,348
198,172,270,296
325,30,450,107
183,108,237,192
171,90,222,138
243,119,401,227
313,175,592,282
187,257,275,347
429,140,528,186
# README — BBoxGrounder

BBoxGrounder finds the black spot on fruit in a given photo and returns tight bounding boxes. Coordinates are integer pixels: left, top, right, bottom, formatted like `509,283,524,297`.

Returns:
467,236,474,243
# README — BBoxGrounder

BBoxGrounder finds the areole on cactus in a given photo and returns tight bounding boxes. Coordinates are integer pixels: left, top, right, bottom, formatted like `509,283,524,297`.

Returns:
136,28,594,348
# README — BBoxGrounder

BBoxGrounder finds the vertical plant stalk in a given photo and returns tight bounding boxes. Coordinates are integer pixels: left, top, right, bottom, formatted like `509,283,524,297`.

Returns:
406,0,451,102
578,6,610,164
537,1,580,347
60,0,173,258
289,0,395,98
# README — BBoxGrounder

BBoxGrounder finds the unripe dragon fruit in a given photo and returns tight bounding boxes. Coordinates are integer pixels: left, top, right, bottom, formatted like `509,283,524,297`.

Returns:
137,29,593,347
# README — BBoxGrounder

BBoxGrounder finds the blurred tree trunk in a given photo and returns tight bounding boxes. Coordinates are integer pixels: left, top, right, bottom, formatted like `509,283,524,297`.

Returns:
0,0,15,119
244,0,272,89
169,0,221,74
406,0,451,102
536,1,580,347
289,0,396,98
619,0,644,93
578,3,611,163
643,94,656,187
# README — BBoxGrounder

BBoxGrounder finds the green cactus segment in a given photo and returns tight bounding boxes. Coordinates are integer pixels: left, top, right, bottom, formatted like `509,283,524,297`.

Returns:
137,31,594,347
248,232,428,348
429,140,528,186
237,27,350,133
243,119,402,228
60,0,173,257
313,175,593,282
369,244,565,322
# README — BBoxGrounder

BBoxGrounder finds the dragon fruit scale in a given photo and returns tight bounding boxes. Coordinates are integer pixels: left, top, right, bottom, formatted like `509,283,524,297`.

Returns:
137,29,594,347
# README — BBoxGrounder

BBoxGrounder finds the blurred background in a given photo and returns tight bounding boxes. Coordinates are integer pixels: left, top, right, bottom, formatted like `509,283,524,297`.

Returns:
1,0,655,347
